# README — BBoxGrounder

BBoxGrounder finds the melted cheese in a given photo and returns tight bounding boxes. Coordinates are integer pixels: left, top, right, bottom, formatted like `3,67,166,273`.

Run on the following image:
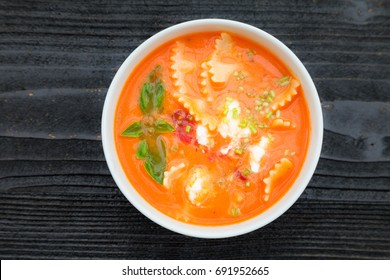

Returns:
218,99,250,155
218,99,250,139
163,163,186,189
185,166,212,206
248,136,270,173
196,125,211,147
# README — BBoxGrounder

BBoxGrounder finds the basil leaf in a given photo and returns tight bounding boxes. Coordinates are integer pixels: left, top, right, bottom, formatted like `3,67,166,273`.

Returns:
154,82,165,111
121,121,143,137
136,139,148,159
143,136,166,184
148,65,162,83
154,119,175,134
144,159,163,184
156,135,167,158
139,83,152,114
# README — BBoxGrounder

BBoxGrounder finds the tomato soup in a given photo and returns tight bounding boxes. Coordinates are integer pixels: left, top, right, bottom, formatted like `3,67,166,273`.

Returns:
115,32,310,225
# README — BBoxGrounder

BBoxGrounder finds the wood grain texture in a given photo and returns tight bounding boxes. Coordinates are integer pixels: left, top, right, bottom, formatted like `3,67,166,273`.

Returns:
0,0,389,259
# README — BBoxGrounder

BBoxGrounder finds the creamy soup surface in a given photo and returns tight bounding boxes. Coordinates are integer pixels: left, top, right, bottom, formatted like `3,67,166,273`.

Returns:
115,32,310,225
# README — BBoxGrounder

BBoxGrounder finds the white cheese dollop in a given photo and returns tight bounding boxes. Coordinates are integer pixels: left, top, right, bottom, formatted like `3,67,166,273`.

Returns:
248,136,270,173
218,99,250,139
196,125,211,147
185,166,211,206
163,163,186,189
218,99,251,155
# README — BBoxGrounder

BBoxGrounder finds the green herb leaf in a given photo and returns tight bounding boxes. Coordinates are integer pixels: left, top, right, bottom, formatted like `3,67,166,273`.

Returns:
147,65,162,83
247,49,255,56
140,66,165,114
139,83,153,114
248,123,257,134
154,82,165,112
243,168,252,176
154,119,175,134
231,207,241,217
136,139,148,159
143,136,166,184
232,108,239,119
276,76,290,86
121,121,143,137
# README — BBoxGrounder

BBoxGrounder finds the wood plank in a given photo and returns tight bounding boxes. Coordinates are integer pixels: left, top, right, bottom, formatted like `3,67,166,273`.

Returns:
0,0,389,259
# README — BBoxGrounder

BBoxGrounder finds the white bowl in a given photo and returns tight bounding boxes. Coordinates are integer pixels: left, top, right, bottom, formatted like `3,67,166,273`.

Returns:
102,19,323,238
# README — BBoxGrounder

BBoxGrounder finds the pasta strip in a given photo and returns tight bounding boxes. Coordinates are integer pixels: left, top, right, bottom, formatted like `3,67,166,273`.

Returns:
262,158,293,201
170,42,218,130
271,79,300,111
207,33,239,83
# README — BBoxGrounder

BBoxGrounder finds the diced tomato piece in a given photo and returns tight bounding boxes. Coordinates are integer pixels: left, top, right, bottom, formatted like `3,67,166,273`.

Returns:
235,170,247,181
172,110,196,143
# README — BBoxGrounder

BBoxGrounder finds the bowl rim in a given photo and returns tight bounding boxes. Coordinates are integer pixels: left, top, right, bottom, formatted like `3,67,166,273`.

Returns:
102,19,323,238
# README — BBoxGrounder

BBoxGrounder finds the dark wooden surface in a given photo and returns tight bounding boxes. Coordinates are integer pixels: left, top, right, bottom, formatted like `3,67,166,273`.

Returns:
0,0,389,259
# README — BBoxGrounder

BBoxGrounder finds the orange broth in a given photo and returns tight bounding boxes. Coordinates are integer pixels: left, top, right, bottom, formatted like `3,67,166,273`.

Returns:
115,32,310,225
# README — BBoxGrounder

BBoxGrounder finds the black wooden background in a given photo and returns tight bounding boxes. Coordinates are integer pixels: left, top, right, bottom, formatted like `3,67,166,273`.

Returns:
0,0,389,259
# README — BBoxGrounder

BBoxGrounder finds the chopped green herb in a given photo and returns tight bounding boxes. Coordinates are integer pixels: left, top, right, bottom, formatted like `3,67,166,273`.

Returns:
232,108,239,119
247,49,255,56
238,120,248,128
266,111,273,119
277,76,290,86
223,106,229,115
258,123,268,128
248,124,257,134
243,168,252,176
226,96,233,102
245,181,251,187
185,125,191,133
231,207,241,217
234,148,243,155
